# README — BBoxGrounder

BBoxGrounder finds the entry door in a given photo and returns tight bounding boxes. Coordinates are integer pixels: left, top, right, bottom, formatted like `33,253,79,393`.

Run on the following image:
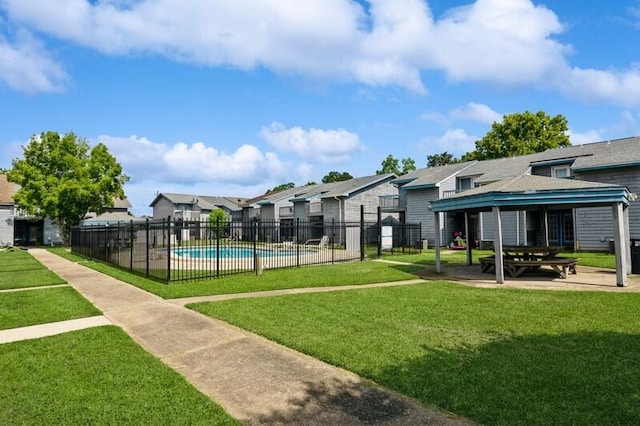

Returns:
548,210,574,248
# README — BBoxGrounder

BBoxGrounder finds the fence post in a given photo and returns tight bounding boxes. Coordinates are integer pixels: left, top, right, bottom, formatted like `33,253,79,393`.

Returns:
253,219,258,274
296,218,300,267
331,218,335,264
166,216,171,283
145,218,150,277
377,206,382,258
128,220,133,271
216,217,220,278
360,205,365,261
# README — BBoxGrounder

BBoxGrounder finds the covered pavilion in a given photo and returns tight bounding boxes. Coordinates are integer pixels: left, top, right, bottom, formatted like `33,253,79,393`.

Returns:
430,175,633,286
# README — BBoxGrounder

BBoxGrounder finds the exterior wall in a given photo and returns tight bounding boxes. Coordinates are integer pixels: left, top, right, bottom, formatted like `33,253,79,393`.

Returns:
152,197,176,219
406,187,440,245
398,187,408,211
272,199,294,221
293,202,307,221
43,218,64,245
531,165,552,177
575,206,613,251
0,206,14,246
343,181,398,222
574,166,640,249
479,210,526,245
260,204,276,220
321,198,340,223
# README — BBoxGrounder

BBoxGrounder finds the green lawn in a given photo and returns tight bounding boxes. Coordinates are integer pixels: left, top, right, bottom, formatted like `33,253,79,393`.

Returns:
0,326,238,425
0,249,66,290
0,287,101,330
190,282,640,425
48,247,424,299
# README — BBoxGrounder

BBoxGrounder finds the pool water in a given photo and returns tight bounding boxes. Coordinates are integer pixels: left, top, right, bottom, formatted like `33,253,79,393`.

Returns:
173,247,302,259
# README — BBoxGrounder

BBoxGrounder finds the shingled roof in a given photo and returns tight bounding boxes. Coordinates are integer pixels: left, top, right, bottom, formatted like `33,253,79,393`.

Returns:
430,175,631,213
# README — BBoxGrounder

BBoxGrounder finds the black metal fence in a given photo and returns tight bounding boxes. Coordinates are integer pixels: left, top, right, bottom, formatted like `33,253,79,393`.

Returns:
71,217,422,283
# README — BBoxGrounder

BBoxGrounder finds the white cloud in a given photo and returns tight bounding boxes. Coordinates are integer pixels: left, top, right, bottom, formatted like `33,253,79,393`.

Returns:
421,102,502,125
0,28,67,93
259,122,363,163
423,128,478,156
568,110,640,145
568,129,603,146
429,0,567,85
296,162,314,182
97,134,286,185
2,0,640,105
555,66,640,107
450,102,502,124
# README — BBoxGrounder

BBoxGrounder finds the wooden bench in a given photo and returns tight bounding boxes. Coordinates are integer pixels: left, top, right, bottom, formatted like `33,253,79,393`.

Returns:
479,256,578,279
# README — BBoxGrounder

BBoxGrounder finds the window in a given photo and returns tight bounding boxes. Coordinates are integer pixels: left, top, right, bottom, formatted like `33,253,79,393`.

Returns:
552,166,570,178
458,177,472,191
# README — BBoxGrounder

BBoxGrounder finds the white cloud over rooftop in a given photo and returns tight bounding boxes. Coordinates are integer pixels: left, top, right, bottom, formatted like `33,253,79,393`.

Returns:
259,122,363,163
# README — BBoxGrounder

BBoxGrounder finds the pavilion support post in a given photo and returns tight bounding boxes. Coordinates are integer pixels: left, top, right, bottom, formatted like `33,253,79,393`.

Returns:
624,205,631,274
434,211,441,273
464,212,472,265
612,202,628,287
541,207,549,246
493,206,504,284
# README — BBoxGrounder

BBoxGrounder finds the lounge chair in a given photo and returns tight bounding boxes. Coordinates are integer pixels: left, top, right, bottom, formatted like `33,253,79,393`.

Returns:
303,235,328,249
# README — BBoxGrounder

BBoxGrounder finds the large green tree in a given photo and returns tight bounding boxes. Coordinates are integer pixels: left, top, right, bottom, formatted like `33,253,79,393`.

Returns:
462,111,570,161
7,131,129,239
426,151,459,167
376,155,416,175
265,182,295,194
321,171,353,183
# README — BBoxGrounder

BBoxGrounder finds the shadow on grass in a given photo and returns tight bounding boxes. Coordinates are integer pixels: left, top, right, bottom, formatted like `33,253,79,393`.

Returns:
375,331,640,425
253,377,464,425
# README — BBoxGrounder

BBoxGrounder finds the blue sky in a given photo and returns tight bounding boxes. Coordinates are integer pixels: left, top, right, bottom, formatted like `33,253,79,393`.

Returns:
2,0,640,215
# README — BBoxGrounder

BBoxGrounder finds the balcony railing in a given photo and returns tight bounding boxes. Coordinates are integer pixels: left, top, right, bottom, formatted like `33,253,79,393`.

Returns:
379,195,404,211
278,206,294,217
442,190,458,198
305,203,322,215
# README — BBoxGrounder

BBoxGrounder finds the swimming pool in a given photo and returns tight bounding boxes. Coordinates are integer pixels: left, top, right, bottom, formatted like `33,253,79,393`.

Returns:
173,246,304,259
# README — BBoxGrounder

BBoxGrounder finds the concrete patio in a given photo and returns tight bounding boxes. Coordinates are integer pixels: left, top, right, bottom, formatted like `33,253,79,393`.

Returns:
417,261,640,292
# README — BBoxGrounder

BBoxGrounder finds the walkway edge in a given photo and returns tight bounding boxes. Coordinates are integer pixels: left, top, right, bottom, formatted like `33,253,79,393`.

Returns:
168,279,428,305
0,315,112,344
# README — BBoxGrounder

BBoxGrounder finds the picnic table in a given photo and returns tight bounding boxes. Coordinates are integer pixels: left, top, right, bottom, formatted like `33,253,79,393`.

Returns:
479,245,578,279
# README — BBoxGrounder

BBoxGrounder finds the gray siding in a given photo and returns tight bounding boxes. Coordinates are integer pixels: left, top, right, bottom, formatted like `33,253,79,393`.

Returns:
0,207,13,246
574,167,640,249
575,206,613,251
260,205,275,220
479,211,526,245
406,188,440,245
322,198,340,222
343,181,397,222
152,197,175,219
294,202,307,220
440,176,457,193
531,165,552,177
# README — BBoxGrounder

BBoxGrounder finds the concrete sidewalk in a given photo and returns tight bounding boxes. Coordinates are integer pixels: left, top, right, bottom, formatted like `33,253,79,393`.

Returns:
29,249,469,426
0,315,111,344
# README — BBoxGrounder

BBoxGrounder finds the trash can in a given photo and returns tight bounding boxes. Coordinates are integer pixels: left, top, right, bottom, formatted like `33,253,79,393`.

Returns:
631,239,640,274
608,239,615,254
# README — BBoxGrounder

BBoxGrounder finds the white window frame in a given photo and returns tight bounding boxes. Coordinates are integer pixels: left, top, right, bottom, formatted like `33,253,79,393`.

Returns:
552,165,570,179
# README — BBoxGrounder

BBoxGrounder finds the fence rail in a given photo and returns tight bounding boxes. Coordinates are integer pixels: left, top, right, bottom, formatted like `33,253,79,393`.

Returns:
71,217,422,283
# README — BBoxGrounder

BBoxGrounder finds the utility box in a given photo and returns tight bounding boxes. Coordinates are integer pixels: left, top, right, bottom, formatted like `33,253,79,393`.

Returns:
631,239,640,274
